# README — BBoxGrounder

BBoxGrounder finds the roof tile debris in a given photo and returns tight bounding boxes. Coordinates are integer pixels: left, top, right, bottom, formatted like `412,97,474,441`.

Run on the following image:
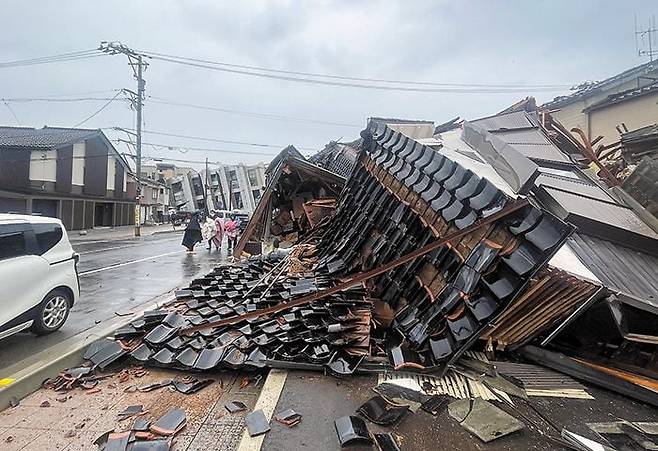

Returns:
46,102,658,447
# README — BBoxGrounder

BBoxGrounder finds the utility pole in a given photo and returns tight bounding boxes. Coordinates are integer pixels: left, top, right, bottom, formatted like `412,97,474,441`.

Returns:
205,157,210,212
99,41,148,236
135,55,145,235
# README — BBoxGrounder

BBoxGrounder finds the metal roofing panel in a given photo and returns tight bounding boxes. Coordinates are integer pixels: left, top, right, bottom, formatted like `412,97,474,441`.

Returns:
462,123,538,194
548,243,600,283
535,174,615,203
567,233,658,307
542,186,658,240
491,129,571,163
438,129,516,197
468,111,538,131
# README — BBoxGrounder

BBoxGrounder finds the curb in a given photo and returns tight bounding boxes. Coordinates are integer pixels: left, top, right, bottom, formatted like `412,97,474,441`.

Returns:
0,291,175,412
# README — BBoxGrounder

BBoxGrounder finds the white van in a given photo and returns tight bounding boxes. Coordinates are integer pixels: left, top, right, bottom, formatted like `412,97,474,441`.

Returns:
0,214,80,340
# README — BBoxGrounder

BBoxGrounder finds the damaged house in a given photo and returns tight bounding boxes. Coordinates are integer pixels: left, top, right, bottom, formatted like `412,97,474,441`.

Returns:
85,103,658,417
234,145,346,256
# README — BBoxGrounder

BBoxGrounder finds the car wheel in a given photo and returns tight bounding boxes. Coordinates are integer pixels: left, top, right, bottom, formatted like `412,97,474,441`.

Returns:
31,289,71,335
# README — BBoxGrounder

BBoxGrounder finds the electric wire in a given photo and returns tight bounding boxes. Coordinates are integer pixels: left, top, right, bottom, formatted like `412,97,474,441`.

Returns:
0,50,106,69
72,91,125,127
147,54,566,93
138,49,572,90
148,97,361,128
1,97,121,103
117,138,281,157
114,127,317,151
3,101,21,125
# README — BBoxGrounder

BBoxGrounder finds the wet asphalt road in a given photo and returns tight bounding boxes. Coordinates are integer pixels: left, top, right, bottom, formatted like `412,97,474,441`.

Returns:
0,231,226,367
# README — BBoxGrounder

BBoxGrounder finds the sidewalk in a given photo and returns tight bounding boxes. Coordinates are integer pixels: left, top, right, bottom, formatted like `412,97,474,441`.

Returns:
69,224,182,242
0,366,262,451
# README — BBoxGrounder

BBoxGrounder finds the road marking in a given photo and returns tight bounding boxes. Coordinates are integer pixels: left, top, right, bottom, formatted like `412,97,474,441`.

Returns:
237,369,288,451
79,250,184,276
0,378,15,387
78,244,138,255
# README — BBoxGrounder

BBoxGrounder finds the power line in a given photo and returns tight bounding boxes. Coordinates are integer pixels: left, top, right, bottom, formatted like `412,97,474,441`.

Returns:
117,138,281,157
142,155,224,166
148,97,361,128
113,127,317,151
138,49,572,90
72,91,125,127
1,96,122,103
3,100,21,125
0,50,106,69
143,53,569,93
1,94,362,128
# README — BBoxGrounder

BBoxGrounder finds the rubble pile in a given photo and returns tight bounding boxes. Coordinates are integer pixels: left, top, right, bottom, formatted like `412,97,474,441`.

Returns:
91,123,592,379
112,255,372,373
315,122,573,370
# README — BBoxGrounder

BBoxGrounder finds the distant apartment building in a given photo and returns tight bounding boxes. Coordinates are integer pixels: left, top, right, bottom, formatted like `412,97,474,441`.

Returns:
205,163,266,213
169,172,206,212
141,163,193,182
0,126,135,230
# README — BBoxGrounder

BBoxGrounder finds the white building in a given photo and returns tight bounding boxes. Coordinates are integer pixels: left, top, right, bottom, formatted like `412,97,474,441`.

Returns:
205,163,266,213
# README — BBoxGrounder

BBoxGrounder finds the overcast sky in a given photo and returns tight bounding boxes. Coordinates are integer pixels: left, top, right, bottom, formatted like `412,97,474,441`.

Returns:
1,0,656,168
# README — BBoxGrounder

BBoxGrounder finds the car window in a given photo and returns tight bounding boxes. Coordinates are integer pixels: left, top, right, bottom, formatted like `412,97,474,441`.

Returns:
0,225,28,261
32,223,63,255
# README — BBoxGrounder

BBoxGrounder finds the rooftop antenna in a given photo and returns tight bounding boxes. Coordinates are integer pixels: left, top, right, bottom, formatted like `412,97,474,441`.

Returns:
635,14,658,62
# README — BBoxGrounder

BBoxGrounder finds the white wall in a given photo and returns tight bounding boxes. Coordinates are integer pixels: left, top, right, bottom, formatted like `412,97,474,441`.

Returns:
72,142,85,186
29,149,57,182
106,156,116,191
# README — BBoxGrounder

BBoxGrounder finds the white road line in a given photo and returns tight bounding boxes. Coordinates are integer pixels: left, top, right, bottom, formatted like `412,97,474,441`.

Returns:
79,250,184,276
78,244,138,255
237,369,288,451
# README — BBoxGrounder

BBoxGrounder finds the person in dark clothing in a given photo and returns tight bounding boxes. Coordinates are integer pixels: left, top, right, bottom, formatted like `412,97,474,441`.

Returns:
182,213,203,252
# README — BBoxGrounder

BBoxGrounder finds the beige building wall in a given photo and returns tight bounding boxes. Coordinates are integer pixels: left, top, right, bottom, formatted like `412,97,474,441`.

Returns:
589,93,658,146
549,77,658,141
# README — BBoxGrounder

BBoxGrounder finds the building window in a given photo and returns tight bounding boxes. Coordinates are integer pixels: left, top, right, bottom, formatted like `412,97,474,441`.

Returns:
252,189,261,203
152,189,158,200
247,168,259,187
228,170,238,190
232,192,243,209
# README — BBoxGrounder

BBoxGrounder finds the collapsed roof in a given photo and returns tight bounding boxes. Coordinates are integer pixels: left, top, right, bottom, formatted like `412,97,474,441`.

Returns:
85,99,658,408
234,145,346,256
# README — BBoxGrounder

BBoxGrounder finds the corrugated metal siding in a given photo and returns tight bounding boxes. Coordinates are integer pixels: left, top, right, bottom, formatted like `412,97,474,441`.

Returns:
568,233,658,304
536,173,615,203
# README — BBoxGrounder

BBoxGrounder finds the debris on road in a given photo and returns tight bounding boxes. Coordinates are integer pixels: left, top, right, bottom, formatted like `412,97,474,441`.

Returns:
448,398,524,442
225,401,248,413
373,432,402,451
274,408,302,427
357,395,409,426
334,415,372,447
117,405,146,421
15,111,658,450
150,408,187,436
245,409,271,437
